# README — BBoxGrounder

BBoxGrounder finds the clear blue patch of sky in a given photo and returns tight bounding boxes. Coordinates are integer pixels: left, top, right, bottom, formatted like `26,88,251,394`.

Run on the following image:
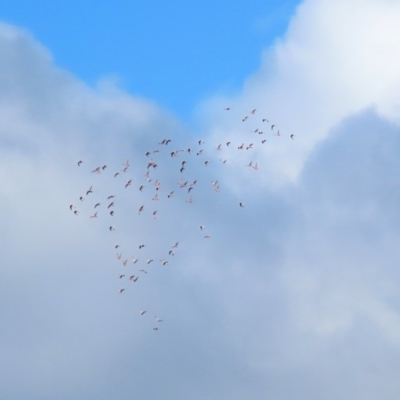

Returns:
1,0,301,121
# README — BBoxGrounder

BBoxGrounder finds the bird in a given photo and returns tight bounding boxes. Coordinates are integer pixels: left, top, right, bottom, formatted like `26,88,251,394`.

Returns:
239,202,245,207
77,160,83,166
172,242,179,248
94,203,100,208
109,226,115,231
140,310,146,315
86,186,93,195
119,289,125,294
125,180,132,188
90,212,98,218
107,202,115,208
132,258,139,264
200,225,205,230
147,259,154,264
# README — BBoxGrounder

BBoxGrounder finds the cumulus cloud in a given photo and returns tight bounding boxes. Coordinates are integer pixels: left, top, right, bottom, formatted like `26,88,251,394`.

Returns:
2,0,400,399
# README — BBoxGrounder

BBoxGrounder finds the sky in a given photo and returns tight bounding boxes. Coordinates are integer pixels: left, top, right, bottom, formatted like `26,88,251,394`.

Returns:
2,1,400,399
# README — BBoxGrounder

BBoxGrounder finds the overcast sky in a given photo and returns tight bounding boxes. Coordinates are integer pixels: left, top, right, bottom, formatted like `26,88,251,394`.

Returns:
1,1,400,399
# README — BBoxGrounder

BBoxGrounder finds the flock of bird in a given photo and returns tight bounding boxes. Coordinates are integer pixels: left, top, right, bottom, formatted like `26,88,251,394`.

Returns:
69,108,295,331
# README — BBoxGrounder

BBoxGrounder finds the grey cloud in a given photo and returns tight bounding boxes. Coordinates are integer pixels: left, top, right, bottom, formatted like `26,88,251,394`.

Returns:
1,12,400,400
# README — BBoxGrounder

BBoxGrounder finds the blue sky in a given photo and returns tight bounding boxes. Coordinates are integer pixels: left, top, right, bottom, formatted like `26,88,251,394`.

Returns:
1,0,300,119
2,1,400,399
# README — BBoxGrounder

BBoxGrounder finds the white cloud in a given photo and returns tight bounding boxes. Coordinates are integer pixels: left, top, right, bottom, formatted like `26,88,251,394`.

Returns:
2,0,400,398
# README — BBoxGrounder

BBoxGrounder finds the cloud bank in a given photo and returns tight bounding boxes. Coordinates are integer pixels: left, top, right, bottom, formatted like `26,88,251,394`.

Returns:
1,0,400,399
